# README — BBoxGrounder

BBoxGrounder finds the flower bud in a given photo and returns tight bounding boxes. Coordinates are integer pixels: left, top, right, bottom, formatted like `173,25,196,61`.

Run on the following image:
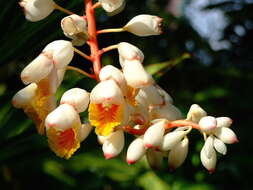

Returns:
168,138,189,170
143,120,166,148
45,104,80,131
146,149,163,170
12,83,38,108
60,88,90,113
126,137,146,164
213,137,227,155
187,104,207,123
122,60,154,88
200,143,217,173
138,85,164,106
160,130,187,151
19,0,55,22
61,14,88,46
214,127,238,144
21,53,53,84
216,117,233,128
99,0,125,16
199,116,217,132
117,42,144,67
203,136,214,159
123,14,163,37
43,40,74,69
102,130,125,159
150,103,182,121
77,123,93,142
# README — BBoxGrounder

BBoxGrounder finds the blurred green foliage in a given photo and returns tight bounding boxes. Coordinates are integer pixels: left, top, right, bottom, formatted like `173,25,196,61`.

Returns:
0,0,252,190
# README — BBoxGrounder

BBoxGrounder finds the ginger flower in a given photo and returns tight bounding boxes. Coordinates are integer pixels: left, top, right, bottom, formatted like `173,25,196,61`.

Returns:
99,0,125,16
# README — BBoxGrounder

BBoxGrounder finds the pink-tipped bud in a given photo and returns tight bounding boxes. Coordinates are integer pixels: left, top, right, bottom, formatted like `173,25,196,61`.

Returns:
123,14,163,36
126,137,146,164
146,149,163,170
20,0,55,22
21,53,53,85
60,88,90,113
77,123,93,142
102,130,125,159
199,116,217,132
45,104,80,131
61,14,88,46
168,138,189,170
122,60,154,88
143,120,166,148
99,0,125,16
160,130,187,151
12,83,38,108
186,104,207,123
216,117,233,128
200,142,217,173
213,137,227,155
214,127,238,144
118,42,144,67
43,40,74,69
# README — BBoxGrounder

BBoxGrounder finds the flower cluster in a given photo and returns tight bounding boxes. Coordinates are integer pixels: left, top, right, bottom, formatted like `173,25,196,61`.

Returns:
14,0,238,172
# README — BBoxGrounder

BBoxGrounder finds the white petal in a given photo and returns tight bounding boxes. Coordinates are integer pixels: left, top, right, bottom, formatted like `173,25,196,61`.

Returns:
77,123,93,142
56,68,66,87
143,120,166,148
122,60,154,88
102,130,125,159
168,138,189,170
126,137,146,164
156,85,173,104
146,149,163,170
186,104,207,123
123,14,163,36
160,131,186,151
150,103,182,121
200,144,217,173
216,117,233,128
99,0,125,16
199,116,217,132
138,85,164,106
43,40,74,69
60,88,90,113
213,137,227,155
214,127,238,144
21,53,53,84
12,83,38,108
45,104,80,131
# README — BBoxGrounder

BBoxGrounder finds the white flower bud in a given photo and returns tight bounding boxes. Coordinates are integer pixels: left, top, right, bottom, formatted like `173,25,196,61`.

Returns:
138,85,163,106
213,137,227,155
102,130,125,159
77,123,93,142
21,53,53,84
60,88,90,113
117,42,144,67
123,14,163,37
97,135,108,145
99,0,125,16
19,0,55,22
12,83,38,108
216,117,233,128
203,136,214,159
143,120,166,148
186,104,207,123
43,40,74,69
214,127,238,144
146,149,163,170
126,137,146,164
150,103,182,121
199,116,217,132
160,131,187,151
168,138,189,170
45,104,80,131
122,60,154,88
200,143,217,173
61,14,88,46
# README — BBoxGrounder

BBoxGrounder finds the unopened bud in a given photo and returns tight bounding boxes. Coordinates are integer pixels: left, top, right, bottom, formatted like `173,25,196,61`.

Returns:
187,104,207,123
199,116,217,132
214,127,238,144
216,117,233,128
123,14,163,36
150,103,182,121
200,143,217,173
99,0,125,16
203,136,214,159
77,123,93,142
126,137,146,164
213,137,227,155
146,149,163,170
160,130,187,151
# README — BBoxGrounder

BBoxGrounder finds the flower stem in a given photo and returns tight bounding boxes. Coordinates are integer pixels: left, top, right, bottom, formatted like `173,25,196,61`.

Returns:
166,120,200,130
54,3,75,15
99,44,118,55
74,48,92,61
97,28,125,35
92,2,102,9
67,66,96,79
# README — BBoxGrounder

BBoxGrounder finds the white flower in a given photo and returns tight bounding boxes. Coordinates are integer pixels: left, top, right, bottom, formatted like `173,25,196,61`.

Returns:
186,104,207,123
200,139,217,173
102,130,125,159
19,0,55,22
61,14,88,46
123,14,163,36
99,0,125,16
60,88,90,113
126,136,146,164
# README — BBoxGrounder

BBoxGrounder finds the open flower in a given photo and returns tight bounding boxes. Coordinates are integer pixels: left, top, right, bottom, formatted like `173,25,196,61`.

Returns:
19,0,55,22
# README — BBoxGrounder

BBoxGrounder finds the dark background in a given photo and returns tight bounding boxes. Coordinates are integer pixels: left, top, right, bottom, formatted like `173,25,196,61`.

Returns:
0,0,252,190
